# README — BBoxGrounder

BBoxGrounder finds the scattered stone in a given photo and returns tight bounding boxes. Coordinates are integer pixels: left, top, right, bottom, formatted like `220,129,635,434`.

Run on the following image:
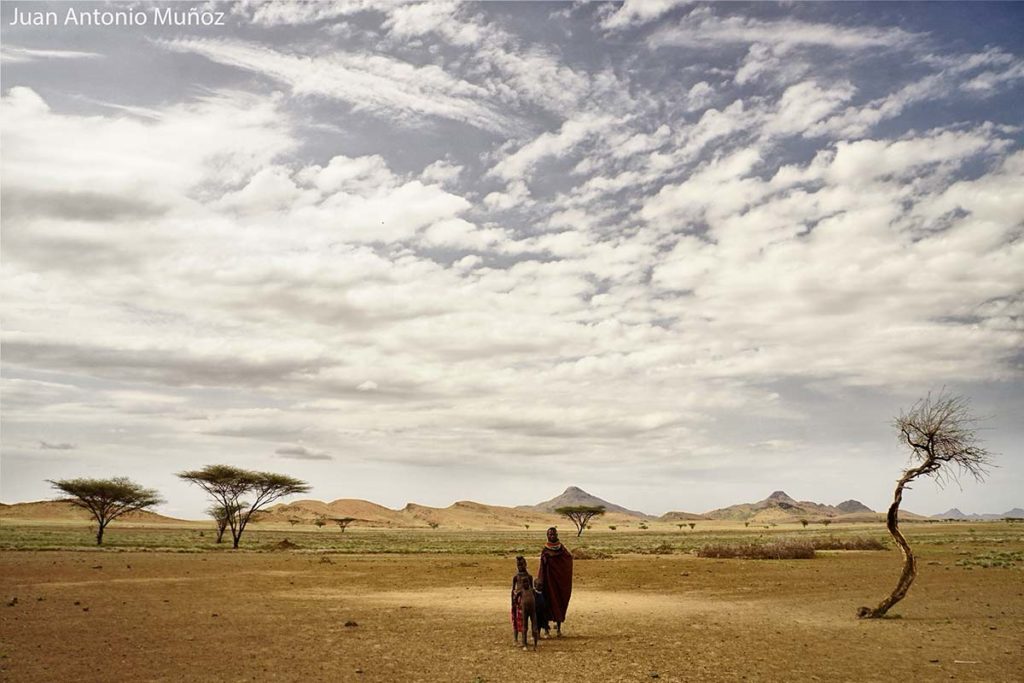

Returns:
73,601,80,606
91,565,102,570
7,597,17,607
649,673,660,679
344,620,358,627
82,607,89,612
355,669,363,674
212,613,219,618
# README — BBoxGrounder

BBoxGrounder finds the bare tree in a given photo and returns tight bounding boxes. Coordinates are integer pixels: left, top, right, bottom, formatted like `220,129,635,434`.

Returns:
858,391,993,619
178,465,310,549
555,505,606,537
49,477,163,545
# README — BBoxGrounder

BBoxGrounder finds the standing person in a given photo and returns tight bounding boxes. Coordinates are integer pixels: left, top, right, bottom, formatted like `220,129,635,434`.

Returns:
537,526,573,637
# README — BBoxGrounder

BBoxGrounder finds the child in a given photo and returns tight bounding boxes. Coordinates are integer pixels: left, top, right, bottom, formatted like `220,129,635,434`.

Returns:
510,555,540,649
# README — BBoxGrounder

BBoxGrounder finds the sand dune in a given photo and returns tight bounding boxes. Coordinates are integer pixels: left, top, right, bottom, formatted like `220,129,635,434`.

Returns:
0,501,187,525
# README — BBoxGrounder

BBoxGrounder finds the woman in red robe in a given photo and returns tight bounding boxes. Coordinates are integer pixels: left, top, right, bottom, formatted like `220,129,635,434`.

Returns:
537,526,573,636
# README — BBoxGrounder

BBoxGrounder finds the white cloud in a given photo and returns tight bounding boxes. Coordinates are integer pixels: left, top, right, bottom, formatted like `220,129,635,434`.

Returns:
1,45,102,63
600,0,691,30
159,38,518,134
231,0,382,26
650,8,916,52
488,113,614,182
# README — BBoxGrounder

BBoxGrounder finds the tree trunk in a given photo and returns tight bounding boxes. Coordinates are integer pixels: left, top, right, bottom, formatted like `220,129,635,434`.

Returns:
96,522,105,546
858,476,917,618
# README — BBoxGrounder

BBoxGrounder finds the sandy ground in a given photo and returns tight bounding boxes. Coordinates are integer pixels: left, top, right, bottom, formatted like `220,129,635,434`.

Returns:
1,548,1022,682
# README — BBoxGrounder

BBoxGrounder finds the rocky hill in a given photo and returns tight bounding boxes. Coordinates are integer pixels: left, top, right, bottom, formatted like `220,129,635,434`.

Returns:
659,510,708,522
836,499,873,514
705,491,874,523
933,507,1024,521
525,486,653,518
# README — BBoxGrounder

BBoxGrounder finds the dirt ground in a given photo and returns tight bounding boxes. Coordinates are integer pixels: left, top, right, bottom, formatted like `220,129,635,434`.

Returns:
1,546,1022,682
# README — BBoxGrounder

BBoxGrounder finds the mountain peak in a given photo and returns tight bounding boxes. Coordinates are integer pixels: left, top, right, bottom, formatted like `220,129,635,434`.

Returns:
767,490,796,503
836,499,873,514
531,486,651,518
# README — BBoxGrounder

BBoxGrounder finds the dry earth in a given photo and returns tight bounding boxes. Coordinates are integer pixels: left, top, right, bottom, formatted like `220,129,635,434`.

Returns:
2,541,1022,682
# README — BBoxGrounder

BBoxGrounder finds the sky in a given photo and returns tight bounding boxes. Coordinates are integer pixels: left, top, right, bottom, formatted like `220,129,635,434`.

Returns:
1,1,1022,520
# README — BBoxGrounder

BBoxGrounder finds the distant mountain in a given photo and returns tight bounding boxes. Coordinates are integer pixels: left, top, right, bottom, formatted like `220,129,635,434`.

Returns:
933,507,1024,521
526,486,652,518
659,510,708,522
836,499,873,514
705,491,872,522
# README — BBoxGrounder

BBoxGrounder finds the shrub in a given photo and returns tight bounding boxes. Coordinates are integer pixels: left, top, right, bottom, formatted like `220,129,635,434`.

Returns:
697,541,815,560
810,536,887,551
573,547,612,560
639,543,675,555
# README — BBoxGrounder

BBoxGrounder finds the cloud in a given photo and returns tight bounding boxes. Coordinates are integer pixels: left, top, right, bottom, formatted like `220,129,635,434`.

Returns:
489,113,616,184
1,45,102,63
39,441,76,450
600,0,691,30
159,38,518,134
649,8,917,52
230,0,381,27
2,4,1022,517
275,445,333,460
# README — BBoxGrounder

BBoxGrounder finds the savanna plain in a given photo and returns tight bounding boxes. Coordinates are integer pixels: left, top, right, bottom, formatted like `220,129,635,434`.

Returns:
1,520,1022,683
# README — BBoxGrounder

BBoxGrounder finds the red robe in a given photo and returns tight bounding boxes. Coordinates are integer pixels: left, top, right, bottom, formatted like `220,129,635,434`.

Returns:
538,544,573,622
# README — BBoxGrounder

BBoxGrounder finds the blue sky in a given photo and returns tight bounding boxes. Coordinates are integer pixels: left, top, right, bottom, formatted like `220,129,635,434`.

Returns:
1,1,1022,518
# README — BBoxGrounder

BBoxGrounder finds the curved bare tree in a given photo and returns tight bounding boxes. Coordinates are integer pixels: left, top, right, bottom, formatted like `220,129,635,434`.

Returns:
858,391,993,618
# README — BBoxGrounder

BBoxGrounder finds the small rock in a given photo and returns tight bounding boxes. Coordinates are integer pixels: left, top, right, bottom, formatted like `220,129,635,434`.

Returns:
82,607,89,612
344,620,358,627
91,565,102,570
355,669,363,674
73,601,81,606
650,673,660,679
7,597,17,607
212,613,219,618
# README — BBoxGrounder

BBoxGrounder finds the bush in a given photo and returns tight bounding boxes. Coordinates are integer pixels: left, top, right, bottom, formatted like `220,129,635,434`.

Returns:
811,536,887,551
697,541,815,560
638,542,675,555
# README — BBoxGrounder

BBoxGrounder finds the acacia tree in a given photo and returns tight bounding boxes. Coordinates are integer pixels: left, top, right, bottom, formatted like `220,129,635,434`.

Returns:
858,391,993,619
178,465,309,549
206,502,241,544
331,517,359,533
555,505,606,537
49,477,163,545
